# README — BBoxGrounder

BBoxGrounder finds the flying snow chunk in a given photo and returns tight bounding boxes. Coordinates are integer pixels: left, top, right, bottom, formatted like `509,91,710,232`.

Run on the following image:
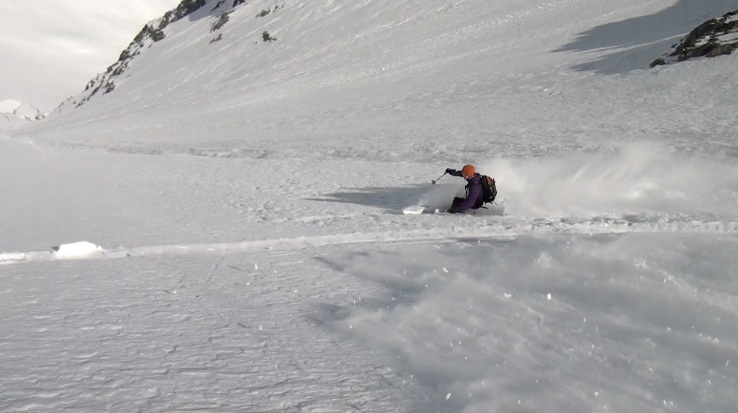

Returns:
52,241,104,260
403,205,427,215
0,252,27,265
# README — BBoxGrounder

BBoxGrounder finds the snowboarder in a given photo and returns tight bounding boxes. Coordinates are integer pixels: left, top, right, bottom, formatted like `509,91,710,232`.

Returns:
445,164,484,213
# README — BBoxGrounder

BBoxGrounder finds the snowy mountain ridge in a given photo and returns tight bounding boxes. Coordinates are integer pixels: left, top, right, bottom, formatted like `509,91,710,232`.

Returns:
0,99,43,122
54,0,216,112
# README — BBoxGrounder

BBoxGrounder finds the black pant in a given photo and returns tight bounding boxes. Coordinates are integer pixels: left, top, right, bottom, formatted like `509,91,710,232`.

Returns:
451,197,465,209
450,196,483,213
447,197,465,213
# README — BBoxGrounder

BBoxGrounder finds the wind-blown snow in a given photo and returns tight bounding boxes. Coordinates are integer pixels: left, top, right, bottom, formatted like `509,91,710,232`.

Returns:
1,0,737,412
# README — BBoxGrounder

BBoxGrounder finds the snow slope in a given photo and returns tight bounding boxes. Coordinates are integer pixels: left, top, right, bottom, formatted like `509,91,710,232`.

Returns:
2,0,738,412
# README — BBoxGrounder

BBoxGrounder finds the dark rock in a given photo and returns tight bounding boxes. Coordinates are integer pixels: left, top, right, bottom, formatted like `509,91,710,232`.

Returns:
211,0,225,12
652,9,738,67
263,31,276,42
649,58,666,68
212,12,231,31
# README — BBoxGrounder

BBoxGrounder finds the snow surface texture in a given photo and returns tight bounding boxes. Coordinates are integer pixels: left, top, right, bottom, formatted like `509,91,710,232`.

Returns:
2,0,738,412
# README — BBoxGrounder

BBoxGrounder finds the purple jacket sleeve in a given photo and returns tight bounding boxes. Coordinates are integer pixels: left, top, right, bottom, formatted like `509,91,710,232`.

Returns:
450,182,482,213
447,169,463,177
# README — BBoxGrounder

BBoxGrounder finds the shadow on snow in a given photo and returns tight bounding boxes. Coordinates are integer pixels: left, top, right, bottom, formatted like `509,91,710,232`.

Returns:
555,0,736,74
306,184,433,213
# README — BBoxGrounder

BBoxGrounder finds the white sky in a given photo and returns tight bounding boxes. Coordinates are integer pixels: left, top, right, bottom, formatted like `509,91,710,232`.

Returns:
0,0,179,112
1,0,738,412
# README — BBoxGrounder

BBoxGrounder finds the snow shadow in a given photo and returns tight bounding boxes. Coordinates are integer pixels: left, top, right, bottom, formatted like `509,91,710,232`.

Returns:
555,0,737,74
307,184,462,213
184,0,231,22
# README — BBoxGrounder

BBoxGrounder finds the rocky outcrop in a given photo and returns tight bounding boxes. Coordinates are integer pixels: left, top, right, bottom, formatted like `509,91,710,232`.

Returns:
651,10,738,67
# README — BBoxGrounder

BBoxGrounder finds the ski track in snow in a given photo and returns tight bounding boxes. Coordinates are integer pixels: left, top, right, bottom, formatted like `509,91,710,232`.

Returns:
3,215,737,265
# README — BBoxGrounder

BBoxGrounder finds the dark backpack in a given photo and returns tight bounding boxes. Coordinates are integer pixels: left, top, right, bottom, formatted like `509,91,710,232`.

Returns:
480,175,497,203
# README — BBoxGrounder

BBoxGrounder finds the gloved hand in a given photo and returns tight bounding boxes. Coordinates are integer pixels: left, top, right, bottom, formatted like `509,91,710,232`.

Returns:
445,168,454,174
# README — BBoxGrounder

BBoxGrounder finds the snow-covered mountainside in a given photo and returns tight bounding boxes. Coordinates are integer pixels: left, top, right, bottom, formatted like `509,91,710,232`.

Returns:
2,1,738,412
54,0,213,112
28,0,738,158
50,1,738,118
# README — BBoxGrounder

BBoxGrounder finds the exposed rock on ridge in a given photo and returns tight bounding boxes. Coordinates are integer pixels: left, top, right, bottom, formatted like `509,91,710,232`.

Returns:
651,10,738,67
54,0,220,113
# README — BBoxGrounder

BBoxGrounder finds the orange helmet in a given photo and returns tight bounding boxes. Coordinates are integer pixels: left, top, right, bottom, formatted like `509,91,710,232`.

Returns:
461,164,475,178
